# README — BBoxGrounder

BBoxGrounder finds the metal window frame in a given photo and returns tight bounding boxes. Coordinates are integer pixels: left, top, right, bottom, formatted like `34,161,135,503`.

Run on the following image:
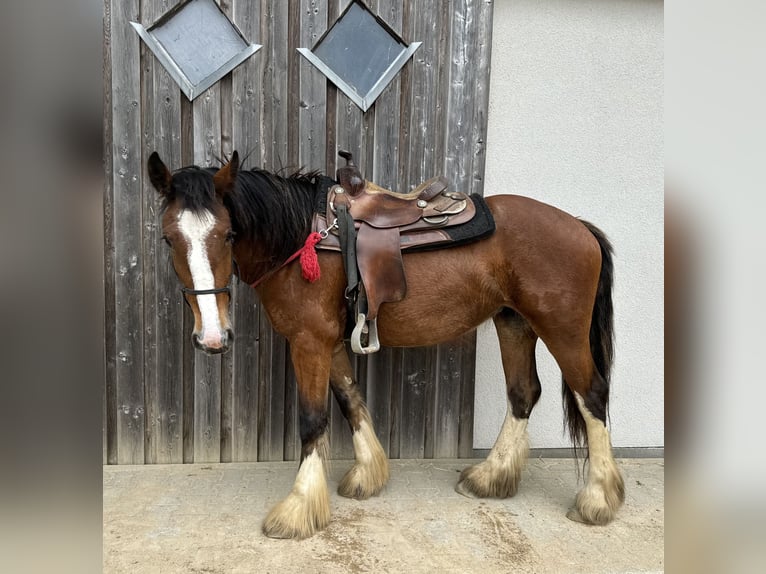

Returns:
130,0,260,101
297,1,421,112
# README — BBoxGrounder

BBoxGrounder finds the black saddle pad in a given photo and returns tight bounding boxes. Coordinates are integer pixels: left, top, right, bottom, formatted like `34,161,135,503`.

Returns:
408,192,495,252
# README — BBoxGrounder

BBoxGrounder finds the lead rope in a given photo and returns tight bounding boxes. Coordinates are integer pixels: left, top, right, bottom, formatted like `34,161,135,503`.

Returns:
249,220,337,289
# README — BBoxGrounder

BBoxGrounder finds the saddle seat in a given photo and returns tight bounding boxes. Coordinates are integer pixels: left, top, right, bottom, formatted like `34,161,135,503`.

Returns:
313,150,486,354
335,149,447,201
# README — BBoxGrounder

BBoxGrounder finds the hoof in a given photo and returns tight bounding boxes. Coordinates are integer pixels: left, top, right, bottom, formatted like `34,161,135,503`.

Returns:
262,450,330,539
566,507,589,524
262,490,330,539
456,414,528,499
337,463,387,499
455,478,479,499
455,462,520,499
569,478,625,526
337,419,390,500
566,500,613,526
262,520,301,540
565,505,613,525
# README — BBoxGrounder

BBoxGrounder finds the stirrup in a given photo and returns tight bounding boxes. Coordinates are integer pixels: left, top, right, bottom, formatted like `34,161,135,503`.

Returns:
350,313,380,354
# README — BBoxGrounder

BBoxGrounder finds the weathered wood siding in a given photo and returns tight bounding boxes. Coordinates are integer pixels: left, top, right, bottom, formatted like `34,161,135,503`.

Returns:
105,0,494,463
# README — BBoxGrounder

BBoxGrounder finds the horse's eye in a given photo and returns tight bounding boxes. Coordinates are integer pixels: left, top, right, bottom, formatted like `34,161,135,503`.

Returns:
162,235,172,247
225,230,236,244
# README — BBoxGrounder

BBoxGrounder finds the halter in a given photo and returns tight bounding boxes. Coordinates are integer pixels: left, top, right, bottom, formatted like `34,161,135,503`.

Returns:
181,269,234,296
180,259,240,297
181,285,231,296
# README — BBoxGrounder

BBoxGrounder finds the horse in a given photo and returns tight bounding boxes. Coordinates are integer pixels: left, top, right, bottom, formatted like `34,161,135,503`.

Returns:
147,150,625,539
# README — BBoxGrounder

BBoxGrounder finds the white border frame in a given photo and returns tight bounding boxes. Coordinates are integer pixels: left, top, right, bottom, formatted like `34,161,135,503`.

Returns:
297,42,421,112
130,19,260,101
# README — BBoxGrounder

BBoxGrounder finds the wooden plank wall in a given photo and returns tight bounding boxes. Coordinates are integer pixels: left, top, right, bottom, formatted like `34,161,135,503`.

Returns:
105,0,494,464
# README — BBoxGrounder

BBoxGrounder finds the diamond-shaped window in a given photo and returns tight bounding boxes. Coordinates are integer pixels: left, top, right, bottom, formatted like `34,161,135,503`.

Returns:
298,1,421,112
131,0,260,101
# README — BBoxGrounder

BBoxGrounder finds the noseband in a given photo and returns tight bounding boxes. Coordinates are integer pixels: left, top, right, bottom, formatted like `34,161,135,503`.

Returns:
181,284,231,296
180,260,239,297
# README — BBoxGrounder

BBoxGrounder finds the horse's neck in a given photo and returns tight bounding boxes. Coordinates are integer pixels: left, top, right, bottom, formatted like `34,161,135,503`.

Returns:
232,241,279,286
230,175,318,285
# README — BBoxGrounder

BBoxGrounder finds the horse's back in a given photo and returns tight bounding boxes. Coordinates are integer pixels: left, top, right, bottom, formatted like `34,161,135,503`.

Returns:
484,193,603,273
486,194,599,243
375,193,603,347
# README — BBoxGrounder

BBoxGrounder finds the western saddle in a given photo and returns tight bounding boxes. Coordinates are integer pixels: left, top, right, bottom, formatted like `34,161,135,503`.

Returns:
313,150,484,354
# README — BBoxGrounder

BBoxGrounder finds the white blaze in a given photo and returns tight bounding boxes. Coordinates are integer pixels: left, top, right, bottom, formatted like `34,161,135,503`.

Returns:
178,209,223,343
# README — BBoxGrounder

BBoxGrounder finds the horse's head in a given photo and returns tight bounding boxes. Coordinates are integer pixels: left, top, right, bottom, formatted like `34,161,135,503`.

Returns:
147,151,240,354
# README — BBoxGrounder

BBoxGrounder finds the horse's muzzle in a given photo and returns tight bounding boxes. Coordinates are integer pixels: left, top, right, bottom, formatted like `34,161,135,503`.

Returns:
192,328,234,354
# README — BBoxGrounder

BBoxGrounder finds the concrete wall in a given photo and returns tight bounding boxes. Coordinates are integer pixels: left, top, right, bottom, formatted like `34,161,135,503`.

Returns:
475,0,664,449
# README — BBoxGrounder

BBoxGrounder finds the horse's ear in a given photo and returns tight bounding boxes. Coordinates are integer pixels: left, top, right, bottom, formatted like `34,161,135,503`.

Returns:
148,152,172,196
214,150,239,196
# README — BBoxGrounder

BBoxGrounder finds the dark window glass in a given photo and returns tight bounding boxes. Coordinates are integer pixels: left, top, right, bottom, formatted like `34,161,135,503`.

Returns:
152,0,247,85
313,2,406,97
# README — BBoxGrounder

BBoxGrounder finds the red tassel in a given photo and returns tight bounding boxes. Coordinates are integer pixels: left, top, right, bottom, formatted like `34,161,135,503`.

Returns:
299,231,322,282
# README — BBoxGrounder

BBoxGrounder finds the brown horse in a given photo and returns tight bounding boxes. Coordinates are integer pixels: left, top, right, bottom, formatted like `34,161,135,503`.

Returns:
147,150,625,539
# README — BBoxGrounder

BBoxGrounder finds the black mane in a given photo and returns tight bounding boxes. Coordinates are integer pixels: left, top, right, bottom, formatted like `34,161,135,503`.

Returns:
165,165,328,265
225,169,323,264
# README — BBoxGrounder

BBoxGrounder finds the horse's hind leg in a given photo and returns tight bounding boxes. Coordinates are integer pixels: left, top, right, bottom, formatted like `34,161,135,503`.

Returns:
457,308,541,498
329,342,389,499
551,343,625,525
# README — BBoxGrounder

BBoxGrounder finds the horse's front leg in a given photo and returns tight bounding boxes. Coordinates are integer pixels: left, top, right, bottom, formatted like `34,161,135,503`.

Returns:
262,336,332,539
329,342,389,499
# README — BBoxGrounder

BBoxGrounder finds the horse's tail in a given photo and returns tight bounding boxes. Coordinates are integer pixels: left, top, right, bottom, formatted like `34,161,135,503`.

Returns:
562,220,615,451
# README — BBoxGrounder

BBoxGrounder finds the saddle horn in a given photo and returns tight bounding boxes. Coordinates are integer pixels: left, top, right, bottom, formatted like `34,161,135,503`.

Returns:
337,150,365,196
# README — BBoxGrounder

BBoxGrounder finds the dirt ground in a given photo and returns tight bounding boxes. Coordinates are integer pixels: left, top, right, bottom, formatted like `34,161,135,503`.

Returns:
104,458,664,573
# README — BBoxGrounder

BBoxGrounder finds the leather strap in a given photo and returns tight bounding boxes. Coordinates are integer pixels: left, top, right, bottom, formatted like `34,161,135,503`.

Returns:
336,203,359,301
416,176,449,201
182,285,231,296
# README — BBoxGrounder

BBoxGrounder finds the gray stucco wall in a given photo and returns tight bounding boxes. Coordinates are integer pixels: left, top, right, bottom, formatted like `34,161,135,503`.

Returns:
475,0,664,449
